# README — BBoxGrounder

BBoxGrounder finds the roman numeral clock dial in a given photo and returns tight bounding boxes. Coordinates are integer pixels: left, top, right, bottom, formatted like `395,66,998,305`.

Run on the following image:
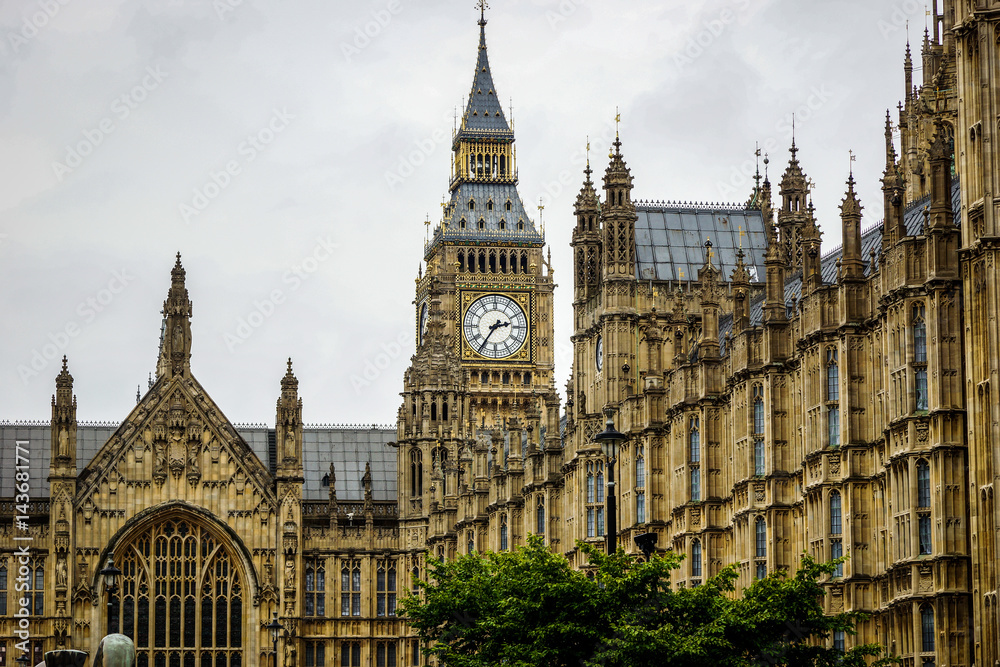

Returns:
462,294,528,360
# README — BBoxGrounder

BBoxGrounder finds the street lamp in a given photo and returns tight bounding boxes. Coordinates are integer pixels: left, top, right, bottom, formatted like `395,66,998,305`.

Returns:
16,652,31,667
266,613,284,667
99,557,122,632
595,405,627,554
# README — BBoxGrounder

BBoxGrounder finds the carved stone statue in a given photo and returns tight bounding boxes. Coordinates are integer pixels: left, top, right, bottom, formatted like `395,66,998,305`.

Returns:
57,427,70,458
284,559,295,589
56,555,67,588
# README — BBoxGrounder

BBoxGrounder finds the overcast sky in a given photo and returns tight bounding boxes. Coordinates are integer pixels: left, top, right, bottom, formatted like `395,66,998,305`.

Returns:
1,0,923,425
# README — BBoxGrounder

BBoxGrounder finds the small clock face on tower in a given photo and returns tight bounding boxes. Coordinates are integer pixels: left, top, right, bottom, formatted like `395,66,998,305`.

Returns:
418,302,429,344
595,334,603,372
463,294,528,359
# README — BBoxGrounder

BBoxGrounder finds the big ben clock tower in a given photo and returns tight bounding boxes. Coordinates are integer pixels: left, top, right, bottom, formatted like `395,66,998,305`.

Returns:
396,8,560,562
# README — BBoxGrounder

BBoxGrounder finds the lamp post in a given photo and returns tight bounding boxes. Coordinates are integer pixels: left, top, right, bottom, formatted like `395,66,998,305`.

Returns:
266,613,284,667
595,405,627,554
99,557,122,632
16,652,31,667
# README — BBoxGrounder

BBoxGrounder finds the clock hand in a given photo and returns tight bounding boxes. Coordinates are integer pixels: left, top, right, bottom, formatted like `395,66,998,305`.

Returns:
477,319,508,353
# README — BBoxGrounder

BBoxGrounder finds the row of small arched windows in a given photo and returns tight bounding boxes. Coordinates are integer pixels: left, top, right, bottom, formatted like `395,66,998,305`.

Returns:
458,248,529,274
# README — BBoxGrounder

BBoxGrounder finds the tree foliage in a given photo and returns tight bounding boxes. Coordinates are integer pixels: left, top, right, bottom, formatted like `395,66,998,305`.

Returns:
400,536,897,667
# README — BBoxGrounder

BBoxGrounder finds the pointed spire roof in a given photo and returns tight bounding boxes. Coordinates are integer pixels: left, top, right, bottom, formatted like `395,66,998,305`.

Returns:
458,14,510,137
603,134,633,188
840,172,863,218
158,253,193,378
281,357,298,396
575,140,599,213
780,136,807,193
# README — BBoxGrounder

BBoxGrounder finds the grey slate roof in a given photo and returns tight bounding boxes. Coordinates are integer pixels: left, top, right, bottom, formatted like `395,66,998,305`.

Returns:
432,182,544,249
635,203,767,283
459,21,510,137
0,422,396,501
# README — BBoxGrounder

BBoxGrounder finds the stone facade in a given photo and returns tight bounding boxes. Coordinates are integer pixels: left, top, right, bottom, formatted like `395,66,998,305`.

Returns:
3,5,1000,667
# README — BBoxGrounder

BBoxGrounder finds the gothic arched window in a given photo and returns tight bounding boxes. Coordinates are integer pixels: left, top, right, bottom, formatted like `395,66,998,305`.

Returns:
691,539,702,578
920,604,935,651
826,348,840,447
536,497,545,536
410,449,423,497
112,519,244,667
690,417,701,502
913,304,928,410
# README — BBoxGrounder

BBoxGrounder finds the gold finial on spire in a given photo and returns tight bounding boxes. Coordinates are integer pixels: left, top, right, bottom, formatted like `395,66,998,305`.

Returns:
477,0,489,24
738,225,745,249
849,149,856,177
615,106,621,138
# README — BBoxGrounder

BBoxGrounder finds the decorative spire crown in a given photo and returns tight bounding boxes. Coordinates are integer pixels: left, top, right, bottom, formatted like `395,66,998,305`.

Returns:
840,172,863,218
281,358,298,395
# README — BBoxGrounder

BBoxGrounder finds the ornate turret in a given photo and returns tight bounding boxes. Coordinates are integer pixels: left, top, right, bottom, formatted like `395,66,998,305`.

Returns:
50,356,77,469
840,171,864,280
697,239,721,360
882,111,905,249
572,150,602,300
276,358,303,477
731,248,751,332
927,121,953,231
157,253,193,379
777,137,812,271
602,134,636,279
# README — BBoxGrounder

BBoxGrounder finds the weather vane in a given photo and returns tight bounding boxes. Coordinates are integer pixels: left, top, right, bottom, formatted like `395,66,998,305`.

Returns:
477,0,489,22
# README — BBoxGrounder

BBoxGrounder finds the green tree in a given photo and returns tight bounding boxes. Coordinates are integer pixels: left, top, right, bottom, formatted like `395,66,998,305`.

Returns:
400,536,897,667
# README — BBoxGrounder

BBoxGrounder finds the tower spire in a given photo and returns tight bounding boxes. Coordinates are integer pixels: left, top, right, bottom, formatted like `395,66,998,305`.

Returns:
157,253,193,378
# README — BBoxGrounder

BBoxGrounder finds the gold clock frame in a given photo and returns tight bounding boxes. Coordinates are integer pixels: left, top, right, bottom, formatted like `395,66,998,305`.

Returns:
458,290,533,364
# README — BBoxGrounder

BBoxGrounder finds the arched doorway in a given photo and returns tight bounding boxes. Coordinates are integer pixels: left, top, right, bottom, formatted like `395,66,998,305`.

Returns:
109,518,245,667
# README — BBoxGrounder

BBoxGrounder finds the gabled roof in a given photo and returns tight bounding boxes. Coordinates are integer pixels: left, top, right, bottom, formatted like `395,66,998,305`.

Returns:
0,422,397,501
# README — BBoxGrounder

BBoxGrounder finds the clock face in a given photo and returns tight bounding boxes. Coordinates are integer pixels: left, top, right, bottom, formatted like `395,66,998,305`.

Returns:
418,302,429,344
596,334,603,372
463,294,528,359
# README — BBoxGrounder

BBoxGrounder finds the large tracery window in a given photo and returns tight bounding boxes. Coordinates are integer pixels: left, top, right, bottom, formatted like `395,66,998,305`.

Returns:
112,519,244,667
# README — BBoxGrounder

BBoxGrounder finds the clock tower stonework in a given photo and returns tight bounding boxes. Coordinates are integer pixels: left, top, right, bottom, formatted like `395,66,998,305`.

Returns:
395,13,561,561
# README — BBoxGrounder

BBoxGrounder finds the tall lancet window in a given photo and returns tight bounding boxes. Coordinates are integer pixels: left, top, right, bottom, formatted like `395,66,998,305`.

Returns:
913,304,928,411
826,348,840,447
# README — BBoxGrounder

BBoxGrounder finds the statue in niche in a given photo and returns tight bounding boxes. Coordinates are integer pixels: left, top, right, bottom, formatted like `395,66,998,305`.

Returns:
56,554,68,587
57,426,70,458
284,559,295,589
